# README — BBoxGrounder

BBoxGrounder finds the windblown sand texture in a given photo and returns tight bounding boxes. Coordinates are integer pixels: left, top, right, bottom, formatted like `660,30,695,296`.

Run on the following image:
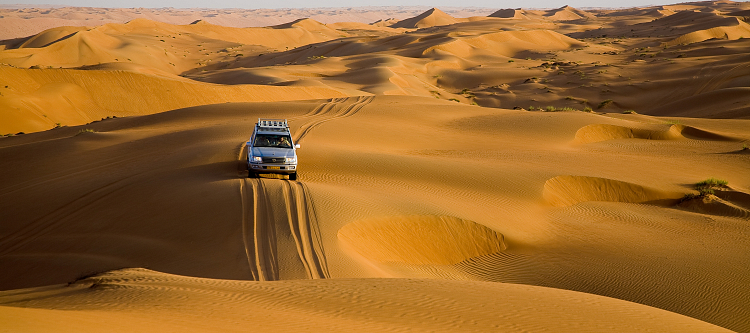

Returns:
1,1,750,332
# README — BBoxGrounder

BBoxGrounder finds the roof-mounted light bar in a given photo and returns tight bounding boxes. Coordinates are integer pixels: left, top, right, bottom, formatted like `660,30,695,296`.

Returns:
258,118,288,128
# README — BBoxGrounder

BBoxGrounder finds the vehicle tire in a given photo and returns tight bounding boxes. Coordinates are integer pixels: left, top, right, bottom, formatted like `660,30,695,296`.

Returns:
289,173,297,181
248,171,258,178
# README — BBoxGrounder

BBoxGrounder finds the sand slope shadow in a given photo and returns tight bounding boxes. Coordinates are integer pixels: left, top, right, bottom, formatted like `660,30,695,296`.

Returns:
677,190,750,219
663,17,750,46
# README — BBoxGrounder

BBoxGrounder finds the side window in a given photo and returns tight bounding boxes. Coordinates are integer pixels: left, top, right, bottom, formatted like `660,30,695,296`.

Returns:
279,136,292,148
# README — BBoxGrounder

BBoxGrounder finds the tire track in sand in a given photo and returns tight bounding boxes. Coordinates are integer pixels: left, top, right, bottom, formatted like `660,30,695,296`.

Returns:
239,178,279,281
293,96,374,143
235,96,369,279
239,178,329,280
281,180,330,279
298,97,349,118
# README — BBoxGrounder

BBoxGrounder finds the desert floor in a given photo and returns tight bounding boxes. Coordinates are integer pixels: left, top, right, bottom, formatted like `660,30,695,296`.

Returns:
1,1,749,332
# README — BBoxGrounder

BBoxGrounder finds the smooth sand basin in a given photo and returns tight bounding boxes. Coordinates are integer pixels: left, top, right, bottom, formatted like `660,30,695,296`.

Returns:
1,2,750,332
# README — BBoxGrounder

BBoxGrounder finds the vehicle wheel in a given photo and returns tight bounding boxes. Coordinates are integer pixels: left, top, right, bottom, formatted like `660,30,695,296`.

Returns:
289,173,297,181
248,171,258,178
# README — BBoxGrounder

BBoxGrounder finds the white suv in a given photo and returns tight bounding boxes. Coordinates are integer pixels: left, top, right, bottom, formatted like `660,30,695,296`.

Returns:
247,119,299,180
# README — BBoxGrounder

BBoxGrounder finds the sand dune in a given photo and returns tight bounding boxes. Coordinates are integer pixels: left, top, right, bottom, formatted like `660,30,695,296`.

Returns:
598,6,677,18
572,10,748,40
0,6,498,41
338,215,506,265
189,27,593,104
488,8,529,19
543,175,684,206
16,25,89,48
664,17,750,45
0,66,347,134
2,2,750,332
423,30,585,58
5,2,750,126
390,8,462,29
574,123,736,143
0,268,733,333
664,0,750,12
0,17,344,73
544,5,597,21
727,9,750,17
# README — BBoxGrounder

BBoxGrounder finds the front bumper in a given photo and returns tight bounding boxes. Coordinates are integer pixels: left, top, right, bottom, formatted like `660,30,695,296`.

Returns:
248,163,297,174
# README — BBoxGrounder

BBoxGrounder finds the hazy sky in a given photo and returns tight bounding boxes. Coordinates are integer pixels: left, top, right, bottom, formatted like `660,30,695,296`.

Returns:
2,0,691,9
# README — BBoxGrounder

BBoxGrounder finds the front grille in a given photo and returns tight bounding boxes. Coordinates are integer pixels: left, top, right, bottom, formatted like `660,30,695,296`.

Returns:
262,157,285,164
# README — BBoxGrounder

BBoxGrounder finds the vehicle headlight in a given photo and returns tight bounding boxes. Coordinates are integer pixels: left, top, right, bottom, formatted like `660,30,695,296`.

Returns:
285,157,297,163
251,156,262,162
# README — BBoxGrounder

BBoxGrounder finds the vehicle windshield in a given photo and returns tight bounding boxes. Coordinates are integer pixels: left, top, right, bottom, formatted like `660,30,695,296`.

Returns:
254,134,293,148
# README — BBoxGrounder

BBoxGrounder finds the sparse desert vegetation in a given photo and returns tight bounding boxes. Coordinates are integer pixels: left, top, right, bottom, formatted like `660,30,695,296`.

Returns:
598,99,614,109
76,128,96,135
681,178,730,201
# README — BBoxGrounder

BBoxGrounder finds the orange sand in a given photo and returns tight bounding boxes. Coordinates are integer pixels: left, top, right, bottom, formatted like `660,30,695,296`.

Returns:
1,2,749,332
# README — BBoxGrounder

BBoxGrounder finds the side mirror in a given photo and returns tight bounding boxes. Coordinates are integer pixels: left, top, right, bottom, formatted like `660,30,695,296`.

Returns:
295,144,301,149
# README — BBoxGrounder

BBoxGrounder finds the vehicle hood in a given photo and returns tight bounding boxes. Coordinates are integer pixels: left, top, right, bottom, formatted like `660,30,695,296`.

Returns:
250,147,295,158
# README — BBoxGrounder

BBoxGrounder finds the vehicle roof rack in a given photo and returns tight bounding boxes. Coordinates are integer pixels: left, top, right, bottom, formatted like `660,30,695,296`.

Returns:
258,118,288,128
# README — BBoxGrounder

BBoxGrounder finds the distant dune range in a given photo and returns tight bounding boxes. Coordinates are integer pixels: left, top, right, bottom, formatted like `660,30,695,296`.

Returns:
3,2,750,134
0,6,498,41
1,2,750,333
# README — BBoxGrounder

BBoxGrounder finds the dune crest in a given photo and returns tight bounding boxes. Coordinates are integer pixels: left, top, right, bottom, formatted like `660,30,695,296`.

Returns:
338,216,506,265
272,18,328,30
17,26,90,49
